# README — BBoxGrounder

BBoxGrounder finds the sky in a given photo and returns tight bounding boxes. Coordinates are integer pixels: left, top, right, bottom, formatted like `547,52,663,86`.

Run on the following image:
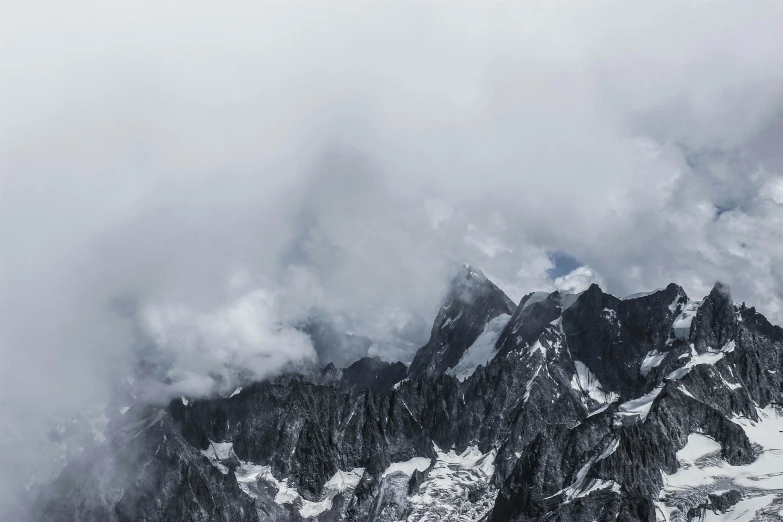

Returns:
2,0,783,514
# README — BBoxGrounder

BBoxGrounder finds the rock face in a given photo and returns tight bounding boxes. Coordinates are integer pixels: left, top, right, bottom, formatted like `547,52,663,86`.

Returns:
407,265,516,380
32,273,783,522
341,357,408,395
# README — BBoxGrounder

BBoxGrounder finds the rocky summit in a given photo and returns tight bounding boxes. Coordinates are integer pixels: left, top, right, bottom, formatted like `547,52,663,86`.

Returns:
31,267,783,522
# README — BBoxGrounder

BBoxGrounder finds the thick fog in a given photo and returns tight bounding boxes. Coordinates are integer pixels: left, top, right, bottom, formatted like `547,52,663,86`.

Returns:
2,1,783,516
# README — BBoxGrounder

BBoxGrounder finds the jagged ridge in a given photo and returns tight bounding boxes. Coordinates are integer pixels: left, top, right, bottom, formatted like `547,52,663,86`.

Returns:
32,274,783,522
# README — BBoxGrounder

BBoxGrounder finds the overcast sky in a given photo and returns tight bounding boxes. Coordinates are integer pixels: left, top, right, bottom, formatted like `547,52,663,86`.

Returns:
3,0,783,456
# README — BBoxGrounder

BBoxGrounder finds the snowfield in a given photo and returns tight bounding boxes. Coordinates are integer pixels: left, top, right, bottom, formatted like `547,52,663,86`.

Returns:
200,437,500,521
406,445,497,522
657,406,783,521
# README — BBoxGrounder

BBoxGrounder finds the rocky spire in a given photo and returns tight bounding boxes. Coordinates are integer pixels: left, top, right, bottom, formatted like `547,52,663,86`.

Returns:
690,281,737,353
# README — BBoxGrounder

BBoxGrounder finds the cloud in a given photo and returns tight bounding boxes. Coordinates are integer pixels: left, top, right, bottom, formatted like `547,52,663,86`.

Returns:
139,288,317,397
2,0,783,402
554,267,605,295
3,1,783,515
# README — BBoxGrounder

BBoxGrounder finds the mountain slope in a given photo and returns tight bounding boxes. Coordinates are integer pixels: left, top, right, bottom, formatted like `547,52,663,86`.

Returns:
407,265,516,380
31,274,783,522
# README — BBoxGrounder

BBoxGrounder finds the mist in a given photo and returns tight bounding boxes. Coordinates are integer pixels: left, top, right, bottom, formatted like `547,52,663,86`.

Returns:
2,0,783,517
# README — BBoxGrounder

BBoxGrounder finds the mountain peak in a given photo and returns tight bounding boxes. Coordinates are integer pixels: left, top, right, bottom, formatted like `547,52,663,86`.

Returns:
710,281,732,300
690,280,736,351
439,264,514,311
35,273,783,522
407,265,515,380
448,264,490,296
459,263,488,280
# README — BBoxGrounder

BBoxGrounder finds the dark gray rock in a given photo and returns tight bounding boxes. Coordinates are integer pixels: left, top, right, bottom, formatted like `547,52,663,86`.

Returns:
690,282,737,353
407,265,515,380
31,272,783,522
342,357,407,394
708,489,742,513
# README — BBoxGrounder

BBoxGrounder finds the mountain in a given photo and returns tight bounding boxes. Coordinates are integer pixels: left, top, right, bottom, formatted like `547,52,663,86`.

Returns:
408,265,516,380
30,272,783,522
341,357,408,395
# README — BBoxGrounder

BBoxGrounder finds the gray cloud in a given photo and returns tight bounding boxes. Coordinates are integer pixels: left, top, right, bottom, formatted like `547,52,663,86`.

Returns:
2,1,783,515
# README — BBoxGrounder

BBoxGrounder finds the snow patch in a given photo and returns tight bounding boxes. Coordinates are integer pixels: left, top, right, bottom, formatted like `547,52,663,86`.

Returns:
528,339,548,358
719,374,742,391
599,438,621,460
665,342,736,381
641,350,667,376
546,438,622,502
119,406,130,415
570,361,618,404
573,479,621,499
201,441,236,475
223,450,366,518
382,457,431,477
668,293,682,313
622,289,664,300
201,441,235,474
677,385,695,399
615,385,664,424
299,468,365,518
229,387,242,398
587,401,615,418
524,365,543,402
676,433,722,463
672,301,701,339
441,311,462,330
447,314,511,381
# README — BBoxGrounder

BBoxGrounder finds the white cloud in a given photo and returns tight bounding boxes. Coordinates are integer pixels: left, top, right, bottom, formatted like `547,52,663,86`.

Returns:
3,2,783,514
554,267,605,295
139,288,317,396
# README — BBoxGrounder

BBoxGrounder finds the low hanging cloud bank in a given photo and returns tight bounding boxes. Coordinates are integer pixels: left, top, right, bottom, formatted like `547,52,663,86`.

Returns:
2,5,783,512
138,288,317,397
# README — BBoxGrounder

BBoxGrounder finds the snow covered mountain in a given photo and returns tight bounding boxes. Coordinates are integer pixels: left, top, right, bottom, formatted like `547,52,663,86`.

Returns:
31,268,783,522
